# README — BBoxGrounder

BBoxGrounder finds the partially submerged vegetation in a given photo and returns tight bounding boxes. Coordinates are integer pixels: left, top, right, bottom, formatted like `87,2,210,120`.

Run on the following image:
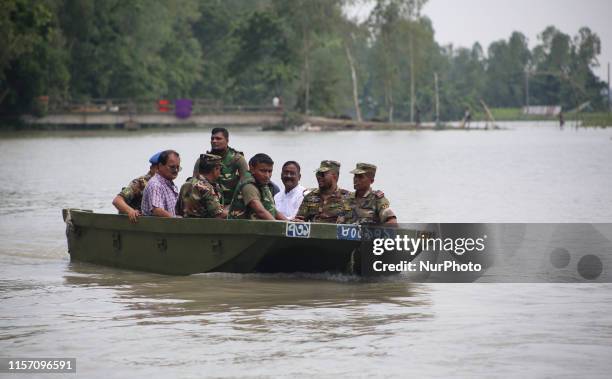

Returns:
578,113,612,127
472,108,612,127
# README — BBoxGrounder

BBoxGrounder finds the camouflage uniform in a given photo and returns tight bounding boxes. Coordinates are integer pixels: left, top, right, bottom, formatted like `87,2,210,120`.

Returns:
193,147,247,205
349,190,395,224
175,177,193,217
297,188,352,223
178,175,225,218
349,163,396,225
229,172,277,219
296,160,352,224
118,172,153,211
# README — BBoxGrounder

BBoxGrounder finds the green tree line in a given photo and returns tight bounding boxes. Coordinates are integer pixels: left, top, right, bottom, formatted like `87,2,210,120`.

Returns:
1,0,608,120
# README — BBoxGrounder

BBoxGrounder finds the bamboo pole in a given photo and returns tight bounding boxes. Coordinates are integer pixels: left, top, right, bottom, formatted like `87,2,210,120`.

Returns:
434,72,440,124
344,43,362,122
480,99,496,128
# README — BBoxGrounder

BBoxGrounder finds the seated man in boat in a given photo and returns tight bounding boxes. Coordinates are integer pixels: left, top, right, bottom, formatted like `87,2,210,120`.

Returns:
295,160,352,224
177,153,228,219
141,150,181,218
193,128,248,206
174,153,205,216
274,161,306,219
349,163,397,225
112,151,162,223
228,153,287,221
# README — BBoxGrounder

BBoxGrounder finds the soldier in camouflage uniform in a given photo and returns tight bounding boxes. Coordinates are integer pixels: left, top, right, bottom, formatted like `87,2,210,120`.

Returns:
295,160,352,224
176,160,199,217
193,128,248,206
229,153,287,221
349,163,397,225
178,154,227,219
112,151,162,223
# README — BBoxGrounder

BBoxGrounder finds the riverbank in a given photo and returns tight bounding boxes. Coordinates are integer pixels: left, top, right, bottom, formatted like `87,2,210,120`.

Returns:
473,108,612,127
579,112,612,127
3,113,487,132
2,110,609,132
298,116,463,131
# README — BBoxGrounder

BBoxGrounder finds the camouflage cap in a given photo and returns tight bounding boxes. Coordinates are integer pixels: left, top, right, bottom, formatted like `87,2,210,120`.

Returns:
350,162,377,175
200,153,222,165
315,160,341,173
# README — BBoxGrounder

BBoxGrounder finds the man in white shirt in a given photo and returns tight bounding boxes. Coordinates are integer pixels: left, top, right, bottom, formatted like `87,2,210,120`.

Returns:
274,161,305,219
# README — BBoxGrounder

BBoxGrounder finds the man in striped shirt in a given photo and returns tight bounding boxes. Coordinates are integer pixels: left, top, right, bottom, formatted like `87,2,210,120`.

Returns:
142,150,181,217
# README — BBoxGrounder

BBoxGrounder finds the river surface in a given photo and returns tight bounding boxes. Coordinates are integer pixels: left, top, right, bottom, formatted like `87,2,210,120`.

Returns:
1,122,612,378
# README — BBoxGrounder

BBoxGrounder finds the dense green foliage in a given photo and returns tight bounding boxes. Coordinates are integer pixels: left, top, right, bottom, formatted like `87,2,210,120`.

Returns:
1,0,609,120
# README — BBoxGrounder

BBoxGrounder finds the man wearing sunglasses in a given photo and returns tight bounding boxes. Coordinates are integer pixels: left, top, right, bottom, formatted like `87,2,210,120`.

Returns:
142,150,181,217
295,160,352,224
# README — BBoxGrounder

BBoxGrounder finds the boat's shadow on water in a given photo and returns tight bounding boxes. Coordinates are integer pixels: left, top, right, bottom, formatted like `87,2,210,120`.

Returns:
63,262,432,322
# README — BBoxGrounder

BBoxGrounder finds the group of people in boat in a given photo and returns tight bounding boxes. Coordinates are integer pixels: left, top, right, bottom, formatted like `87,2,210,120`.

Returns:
112,128,397,226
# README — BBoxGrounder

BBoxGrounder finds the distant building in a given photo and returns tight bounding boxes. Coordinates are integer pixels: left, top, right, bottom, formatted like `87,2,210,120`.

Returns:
522,106,561,116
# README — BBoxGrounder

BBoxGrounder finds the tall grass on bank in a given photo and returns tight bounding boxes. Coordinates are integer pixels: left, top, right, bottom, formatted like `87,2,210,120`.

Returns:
473,108,612,127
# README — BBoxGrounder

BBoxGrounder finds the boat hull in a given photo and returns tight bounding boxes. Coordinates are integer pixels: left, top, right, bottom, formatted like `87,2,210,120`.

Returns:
64,209,400,275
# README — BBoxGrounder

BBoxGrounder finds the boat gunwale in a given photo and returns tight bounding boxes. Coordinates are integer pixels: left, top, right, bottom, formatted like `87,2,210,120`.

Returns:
63,208,358,240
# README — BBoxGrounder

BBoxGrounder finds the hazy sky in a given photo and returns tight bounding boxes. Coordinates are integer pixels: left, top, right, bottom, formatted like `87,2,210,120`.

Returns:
349,0,611,81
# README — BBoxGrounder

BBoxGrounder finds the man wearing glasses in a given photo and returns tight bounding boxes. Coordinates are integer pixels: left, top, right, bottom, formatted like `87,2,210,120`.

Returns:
295,160,352,224
142,150,181,217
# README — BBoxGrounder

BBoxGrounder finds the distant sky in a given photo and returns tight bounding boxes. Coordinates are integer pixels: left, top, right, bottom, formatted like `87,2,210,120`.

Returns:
347,0,611,82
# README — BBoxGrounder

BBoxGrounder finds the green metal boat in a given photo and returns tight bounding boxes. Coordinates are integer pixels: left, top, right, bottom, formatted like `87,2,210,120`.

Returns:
62,208,422,276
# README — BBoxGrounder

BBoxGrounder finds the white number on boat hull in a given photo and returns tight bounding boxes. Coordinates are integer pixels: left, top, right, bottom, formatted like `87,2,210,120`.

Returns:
286,222,311,238
337,225,361,240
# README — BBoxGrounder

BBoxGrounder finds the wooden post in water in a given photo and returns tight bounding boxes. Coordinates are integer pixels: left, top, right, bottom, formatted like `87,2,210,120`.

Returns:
525,68,530,110
608,62,612,113
344,43,362,122
409,34,415,123
480,99,496,129
434,72,440,125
